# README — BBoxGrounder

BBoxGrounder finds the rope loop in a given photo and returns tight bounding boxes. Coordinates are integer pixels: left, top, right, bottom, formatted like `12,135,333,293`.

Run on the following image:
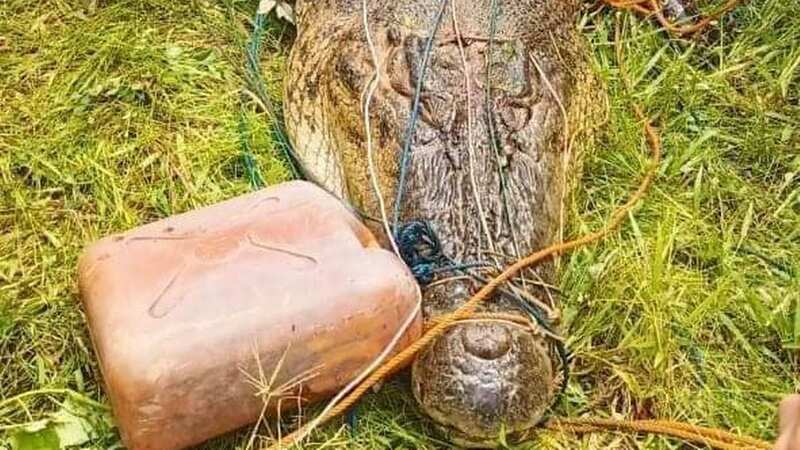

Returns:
394,220,447,284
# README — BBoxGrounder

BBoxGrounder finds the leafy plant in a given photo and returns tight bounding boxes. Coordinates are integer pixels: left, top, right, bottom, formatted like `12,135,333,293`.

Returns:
8,398,118,450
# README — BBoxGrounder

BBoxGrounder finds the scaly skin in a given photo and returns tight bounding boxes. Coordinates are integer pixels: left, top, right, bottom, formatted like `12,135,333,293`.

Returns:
284,0,602,446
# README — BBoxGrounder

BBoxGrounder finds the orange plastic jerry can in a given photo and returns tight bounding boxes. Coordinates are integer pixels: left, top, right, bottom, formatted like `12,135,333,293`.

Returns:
78,180,422,450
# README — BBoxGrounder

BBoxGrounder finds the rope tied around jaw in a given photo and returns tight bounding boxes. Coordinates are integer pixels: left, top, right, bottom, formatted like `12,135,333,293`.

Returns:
395,219,575,402
394,220,449,285
394,218,573,398
394,220,488,284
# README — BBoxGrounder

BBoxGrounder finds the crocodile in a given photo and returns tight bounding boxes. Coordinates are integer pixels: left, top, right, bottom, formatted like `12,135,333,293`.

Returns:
284,0,602,446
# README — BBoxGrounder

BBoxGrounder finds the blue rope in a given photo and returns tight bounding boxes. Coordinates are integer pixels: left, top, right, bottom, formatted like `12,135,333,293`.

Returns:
387,0,505,292
395,221,445,284
395,221,491,284
346,404,358,433
391,0,450,234
238,108,265,189
239,12,301,186
386,0,465,287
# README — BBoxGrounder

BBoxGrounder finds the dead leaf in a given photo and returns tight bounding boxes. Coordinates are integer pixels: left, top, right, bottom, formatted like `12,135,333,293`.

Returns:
257,0,294,24
257,0,276,15
275,2,295,24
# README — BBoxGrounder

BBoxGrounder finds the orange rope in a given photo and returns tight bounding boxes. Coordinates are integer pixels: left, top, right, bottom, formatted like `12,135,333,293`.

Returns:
603,0,744,36
426,311,545,330
264,3,755,449
547,417,771,450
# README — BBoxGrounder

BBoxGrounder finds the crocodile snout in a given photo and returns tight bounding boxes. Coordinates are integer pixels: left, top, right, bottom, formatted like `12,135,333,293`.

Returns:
461,322,512,360
412,321,556,447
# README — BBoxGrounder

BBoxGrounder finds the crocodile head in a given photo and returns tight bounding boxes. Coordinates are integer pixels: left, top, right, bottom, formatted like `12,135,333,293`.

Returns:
285,1,600,445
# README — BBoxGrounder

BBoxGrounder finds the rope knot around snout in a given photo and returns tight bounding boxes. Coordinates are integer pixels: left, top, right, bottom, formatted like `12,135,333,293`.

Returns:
394,220,446,285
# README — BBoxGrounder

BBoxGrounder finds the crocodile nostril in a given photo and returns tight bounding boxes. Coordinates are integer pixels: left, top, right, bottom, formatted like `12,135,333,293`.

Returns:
460,323,512,360
472,384,502,416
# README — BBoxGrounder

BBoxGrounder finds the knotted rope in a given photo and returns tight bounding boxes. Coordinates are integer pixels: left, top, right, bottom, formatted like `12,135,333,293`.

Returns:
394,221,488,284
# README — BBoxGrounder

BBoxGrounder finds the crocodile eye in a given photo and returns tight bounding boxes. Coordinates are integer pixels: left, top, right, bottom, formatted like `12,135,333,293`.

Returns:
387,26,403,46
334,51,368,93
412,122,438,146
498,102,531,132
420,92,454,128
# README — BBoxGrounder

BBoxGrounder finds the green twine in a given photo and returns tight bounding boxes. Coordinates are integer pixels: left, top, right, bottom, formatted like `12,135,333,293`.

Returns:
238,109,265,189
238,11,301,191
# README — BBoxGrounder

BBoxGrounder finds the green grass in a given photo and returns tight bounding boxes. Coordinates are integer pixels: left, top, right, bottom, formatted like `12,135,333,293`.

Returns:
1,0,799,448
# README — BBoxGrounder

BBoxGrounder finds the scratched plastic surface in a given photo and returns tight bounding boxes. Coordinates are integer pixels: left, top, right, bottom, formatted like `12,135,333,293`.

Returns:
78,180,422,450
